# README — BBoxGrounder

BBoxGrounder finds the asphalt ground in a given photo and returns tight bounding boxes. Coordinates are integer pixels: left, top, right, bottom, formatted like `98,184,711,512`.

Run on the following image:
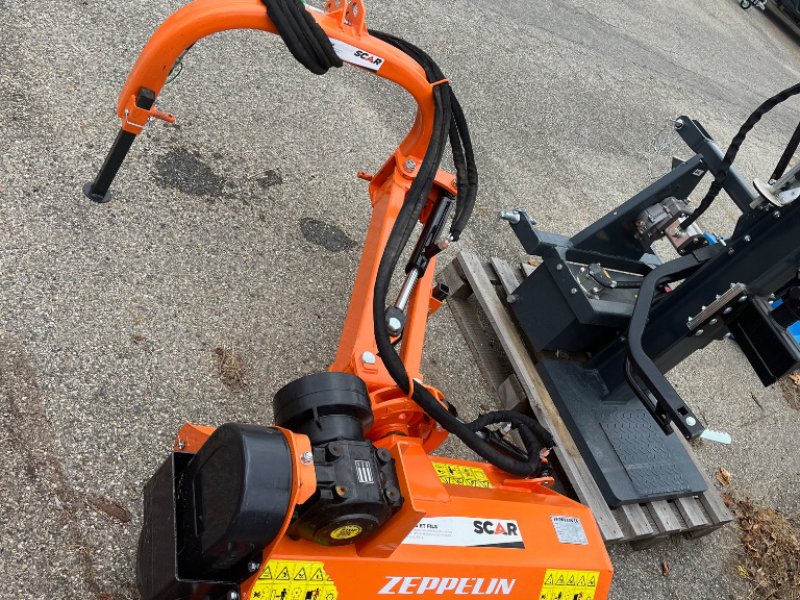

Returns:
1,0,800,598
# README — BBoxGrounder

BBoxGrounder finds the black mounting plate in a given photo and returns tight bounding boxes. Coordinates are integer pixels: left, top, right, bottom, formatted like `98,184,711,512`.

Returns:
536,359,707,507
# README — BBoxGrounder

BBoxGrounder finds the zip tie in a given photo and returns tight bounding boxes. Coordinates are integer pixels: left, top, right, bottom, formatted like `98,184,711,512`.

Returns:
430,78,450,88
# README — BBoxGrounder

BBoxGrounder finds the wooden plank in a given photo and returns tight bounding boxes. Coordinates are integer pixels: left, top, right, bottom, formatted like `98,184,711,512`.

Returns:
455,252,625,543
521,263,535,278
490,257,522,296
648,500,683,534
698,490,733,525
674,427,733,527
675,496,711,531
616,504,656,541
447,297,509,393
497,374,528,412
439,261,472,300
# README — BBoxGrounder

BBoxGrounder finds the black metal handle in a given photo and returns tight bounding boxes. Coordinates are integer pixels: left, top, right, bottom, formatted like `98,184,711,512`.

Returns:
624,253,706,439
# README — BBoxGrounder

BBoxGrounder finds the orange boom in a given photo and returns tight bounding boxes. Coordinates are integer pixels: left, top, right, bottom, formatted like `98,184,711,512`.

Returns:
85,1,613,599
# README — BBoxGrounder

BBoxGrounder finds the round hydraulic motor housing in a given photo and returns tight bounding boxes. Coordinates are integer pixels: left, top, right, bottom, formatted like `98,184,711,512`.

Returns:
273,371,374,444
273,372,404,546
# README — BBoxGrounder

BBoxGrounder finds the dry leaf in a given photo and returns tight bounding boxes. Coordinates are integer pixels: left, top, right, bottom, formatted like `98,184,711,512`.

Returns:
789,372,800,387
716,467,733,487
737,565,750,578
660,558,671,577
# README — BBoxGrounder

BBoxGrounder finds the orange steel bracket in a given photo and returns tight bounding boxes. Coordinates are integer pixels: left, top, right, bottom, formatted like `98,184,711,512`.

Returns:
94,0,458,453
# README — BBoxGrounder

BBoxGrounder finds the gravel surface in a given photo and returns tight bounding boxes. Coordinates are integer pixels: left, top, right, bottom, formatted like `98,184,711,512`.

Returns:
1,0,800,598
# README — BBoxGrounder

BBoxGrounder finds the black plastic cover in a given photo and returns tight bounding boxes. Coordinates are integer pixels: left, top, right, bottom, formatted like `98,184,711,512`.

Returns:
178,424,293,576
273,372,373,444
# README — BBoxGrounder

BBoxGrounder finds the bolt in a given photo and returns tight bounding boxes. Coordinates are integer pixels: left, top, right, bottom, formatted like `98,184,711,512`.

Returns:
686,416,697,427
723,307,733,315
498,209,521,224
744,235,751,242
176,439,186,450
556,264,564,271
248,561,261,573
674,118,685,130
709,318,718,325
335,485,348,498
387,317,403,335
774,210,782,219
696,329,705,336
403,159,416,172
227,592,239,600
361,351,376,365
728,248,735,255
300,451,314,465
570,288,578,295
739,295,748,303
591,287,601,295
580,267,587,273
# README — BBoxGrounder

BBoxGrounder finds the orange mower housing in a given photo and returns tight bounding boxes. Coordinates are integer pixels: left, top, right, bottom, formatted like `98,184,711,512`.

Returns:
85,2,614,599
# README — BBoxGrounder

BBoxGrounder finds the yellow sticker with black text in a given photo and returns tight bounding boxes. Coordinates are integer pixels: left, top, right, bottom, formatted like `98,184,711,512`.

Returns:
539,568,599,600
252,559,337,600
432,462,492,488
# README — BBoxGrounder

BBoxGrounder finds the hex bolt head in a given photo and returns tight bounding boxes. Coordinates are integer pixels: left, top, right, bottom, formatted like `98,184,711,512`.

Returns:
709,318,718,325
361,351,377,365
387,317,403,335
744,235,751,242
570,288,578,295
300,451,314,465
686,416,697,427
696,329,704,336
248,561,261,573
556,264,564,271
403,159,417,172
227,592,240,600
723,307,733,315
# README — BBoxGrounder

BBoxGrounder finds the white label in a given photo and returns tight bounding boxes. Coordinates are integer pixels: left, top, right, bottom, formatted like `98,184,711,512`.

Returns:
378,576,516,595
330,38,385,71
402,517,524,549
551,515,588,545
354,459,374,484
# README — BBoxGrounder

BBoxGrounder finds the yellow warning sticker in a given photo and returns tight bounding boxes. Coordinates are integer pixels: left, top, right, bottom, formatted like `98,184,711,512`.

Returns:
432,462,493,488
252,559,337,600
539,569,599,600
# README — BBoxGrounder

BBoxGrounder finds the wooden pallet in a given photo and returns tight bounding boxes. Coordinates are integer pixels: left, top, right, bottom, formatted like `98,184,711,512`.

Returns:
441,251,733,547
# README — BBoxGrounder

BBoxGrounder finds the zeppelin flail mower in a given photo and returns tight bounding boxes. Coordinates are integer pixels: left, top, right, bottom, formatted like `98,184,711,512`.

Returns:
84,1,613,599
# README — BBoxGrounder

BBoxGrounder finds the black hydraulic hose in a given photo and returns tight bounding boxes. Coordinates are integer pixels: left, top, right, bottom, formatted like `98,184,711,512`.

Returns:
261,0,342,75
369,33,553,476
771,119,800,181
263,9,549,475
683,82,800,228
449,94,478,241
